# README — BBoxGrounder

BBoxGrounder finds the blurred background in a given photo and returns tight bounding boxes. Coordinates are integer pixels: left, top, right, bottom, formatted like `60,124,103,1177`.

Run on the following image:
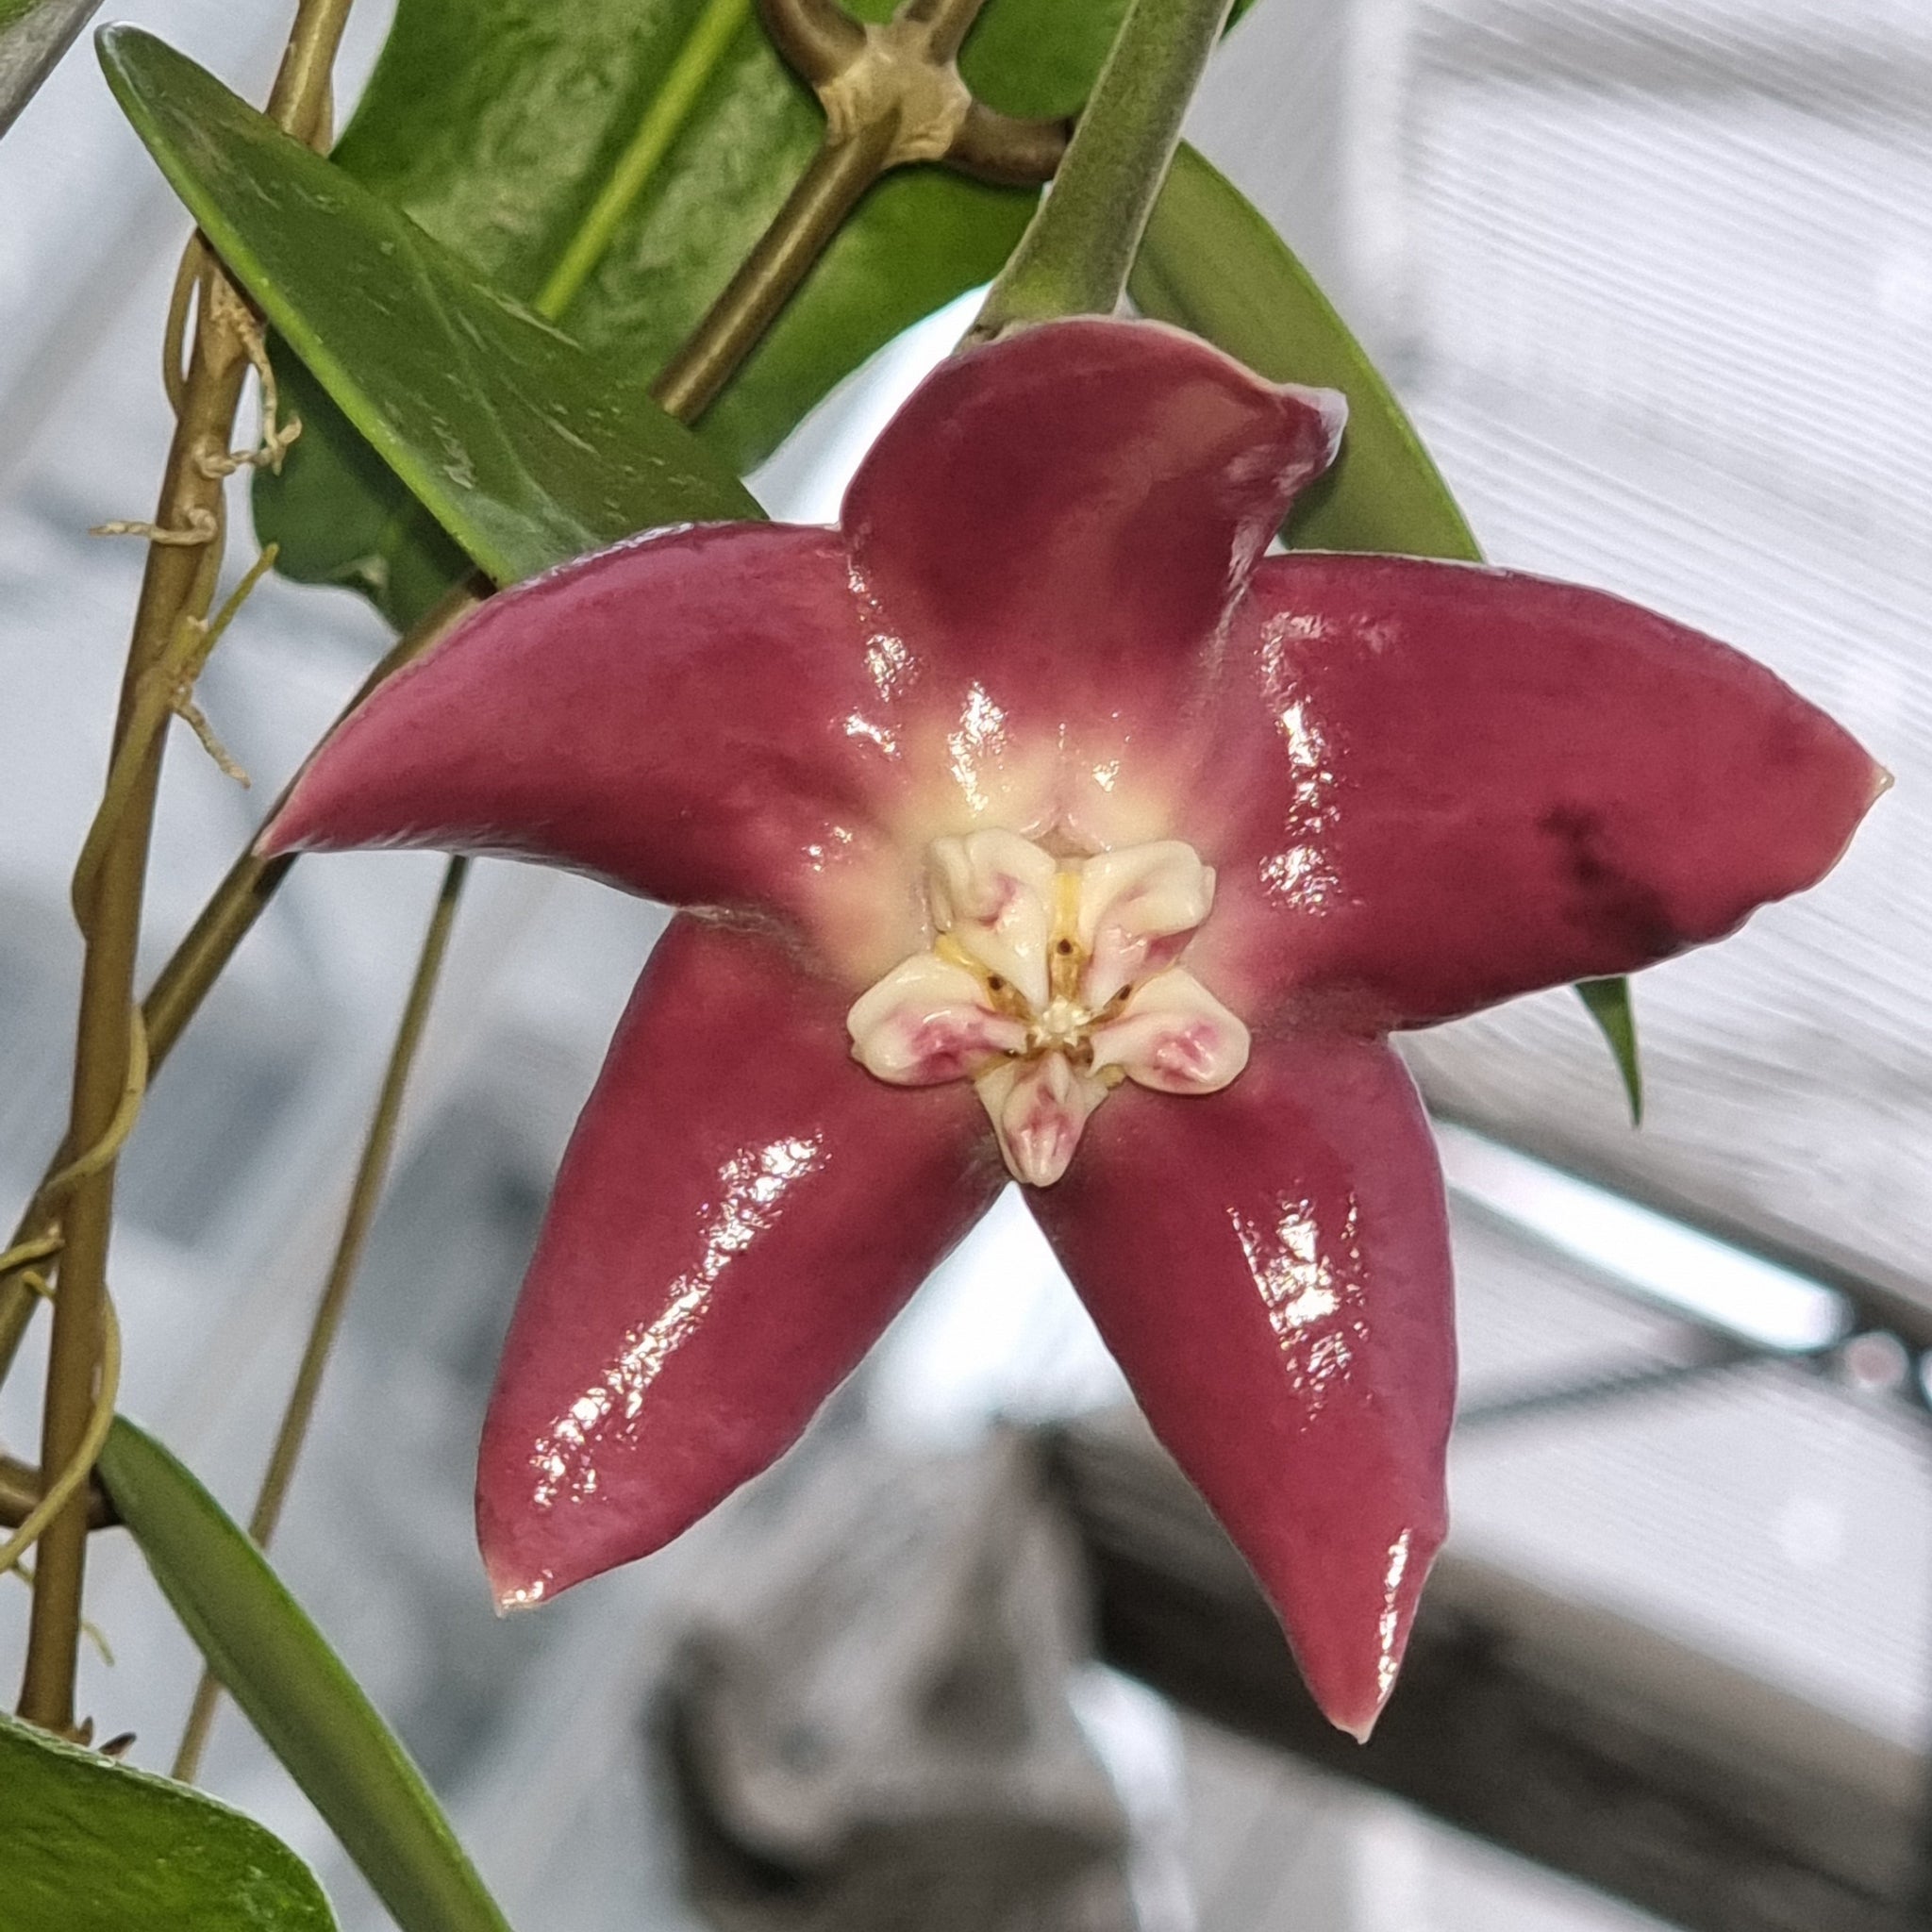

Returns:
1,0,1928,1925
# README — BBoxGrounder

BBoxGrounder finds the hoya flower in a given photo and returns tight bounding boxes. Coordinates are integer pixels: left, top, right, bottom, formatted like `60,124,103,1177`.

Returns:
263,318,1878,1739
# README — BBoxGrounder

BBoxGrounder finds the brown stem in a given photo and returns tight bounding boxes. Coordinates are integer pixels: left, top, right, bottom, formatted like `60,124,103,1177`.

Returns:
944,101,1071,187
265,0,356,144
22,340,249,1735
650,118,897,421
0,1458,115,1533
894,0,987,65
756,0,863,89
16,0,357,1738
656,0,1073,419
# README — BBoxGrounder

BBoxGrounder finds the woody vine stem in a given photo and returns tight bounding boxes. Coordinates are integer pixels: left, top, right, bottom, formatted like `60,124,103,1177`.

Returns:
16,0,354,1740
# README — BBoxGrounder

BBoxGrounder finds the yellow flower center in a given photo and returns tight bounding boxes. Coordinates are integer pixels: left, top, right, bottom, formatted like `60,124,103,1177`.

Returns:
847,830,1250,1185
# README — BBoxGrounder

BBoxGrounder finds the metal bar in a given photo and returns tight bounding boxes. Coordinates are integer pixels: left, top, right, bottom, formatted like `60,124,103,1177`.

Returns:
1044,1415,1923,1932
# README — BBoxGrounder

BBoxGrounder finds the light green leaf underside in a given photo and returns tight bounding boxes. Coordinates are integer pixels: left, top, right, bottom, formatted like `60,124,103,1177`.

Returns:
99,24,759,602
97,1417,516,1932
1133,143,1640,1114
0,1708,339,1932
251,0,1129,628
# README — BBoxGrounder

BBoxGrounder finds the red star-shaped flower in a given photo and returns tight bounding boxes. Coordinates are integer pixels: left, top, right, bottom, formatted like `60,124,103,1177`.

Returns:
263,318,1879,1739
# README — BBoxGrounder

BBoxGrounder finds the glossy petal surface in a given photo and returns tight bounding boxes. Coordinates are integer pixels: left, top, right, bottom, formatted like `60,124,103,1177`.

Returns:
1193,555,1883,1025
1030,1032,1455,1740
841,318,1341,732
264,525,914,961
477,917,998,1608
259,317,1883,1738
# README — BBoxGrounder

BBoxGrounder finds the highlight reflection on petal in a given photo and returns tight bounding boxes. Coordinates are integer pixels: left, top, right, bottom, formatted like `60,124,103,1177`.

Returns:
478,918,998,1610
1032,1031,1455,1739
842,317,1341,738
525,1134,824,1524
1197,553,1883,1024
262,525,914,966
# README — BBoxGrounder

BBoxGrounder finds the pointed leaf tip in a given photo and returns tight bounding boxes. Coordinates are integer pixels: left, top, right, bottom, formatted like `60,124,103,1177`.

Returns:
1578,975,1642,1124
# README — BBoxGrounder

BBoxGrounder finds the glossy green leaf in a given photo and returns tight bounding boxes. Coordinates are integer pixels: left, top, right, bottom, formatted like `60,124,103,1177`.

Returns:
1132,142,1640,1112
97,1418,515,1932
0,1709,338,1932
100,25,759,605
1577,977,1643,1123
252,0,1129,628
0,0,99,139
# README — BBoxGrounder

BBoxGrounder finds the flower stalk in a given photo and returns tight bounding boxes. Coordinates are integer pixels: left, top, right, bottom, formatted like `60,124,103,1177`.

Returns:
970,0,1235,340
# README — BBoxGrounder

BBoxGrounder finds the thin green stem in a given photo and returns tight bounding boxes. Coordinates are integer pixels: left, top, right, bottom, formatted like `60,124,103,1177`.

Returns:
171,858,468,1784
970,0,1234,340
535,0,753,322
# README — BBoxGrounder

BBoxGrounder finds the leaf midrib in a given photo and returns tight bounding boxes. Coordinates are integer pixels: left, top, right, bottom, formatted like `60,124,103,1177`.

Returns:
533,0,755,325
358,0,758,581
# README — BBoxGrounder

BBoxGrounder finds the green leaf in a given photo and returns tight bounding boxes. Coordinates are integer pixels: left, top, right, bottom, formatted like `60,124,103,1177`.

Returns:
1576,977,1643,1123
256,351,473,621
0,0,99,140
99,25,759,607
251,0,1129,627
0,1709,338,1932
96,1417,515,1932
1131,142,1640,1114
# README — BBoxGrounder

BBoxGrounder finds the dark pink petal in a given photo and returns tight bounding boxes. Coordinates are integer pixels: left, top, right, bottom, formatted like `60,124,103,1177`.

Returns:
841,318,1341,730
1030,1032,1454,1739
1193,555,1884,1026
262,525,912,958
477,916,999,1608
